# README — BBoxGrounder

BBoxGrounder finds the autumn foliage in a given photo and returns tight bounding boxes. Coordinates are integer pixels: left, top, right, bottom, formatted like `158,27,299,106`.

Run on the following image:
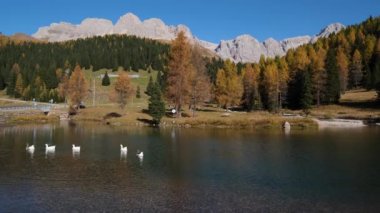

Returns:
68,65,88,107
111,72,134,109
165,31,192,116
214,60,243,108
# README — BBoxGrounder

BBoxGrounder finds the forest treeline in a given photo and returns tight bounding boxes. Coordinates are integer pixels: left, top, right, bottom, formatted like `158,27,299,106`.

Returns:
0,35,169,101
0,16,379,113
206,16,380,111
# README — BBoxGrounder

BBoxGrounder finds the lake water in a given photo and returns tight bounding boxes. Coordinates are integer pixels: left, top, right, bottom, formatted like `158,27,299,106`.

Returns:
0,122,380,212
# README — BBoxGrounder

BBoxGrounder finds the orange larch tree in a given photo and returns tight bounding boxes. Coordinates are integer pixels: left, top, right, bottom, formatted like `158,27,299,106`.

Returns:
165,31,192,117
112,72,134,109
68,65,88,107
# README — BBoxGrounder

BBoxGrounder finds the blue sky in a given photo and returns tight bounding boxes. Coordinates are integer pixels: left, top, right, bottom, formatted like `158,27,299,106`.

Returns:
0,0,379,43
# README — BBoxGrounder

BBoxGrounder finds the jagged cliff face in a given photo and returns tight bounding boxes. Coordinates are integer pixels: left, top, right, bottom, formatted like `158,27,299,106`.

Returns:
33,13,195,42
33,13,345,63
215,23,346,63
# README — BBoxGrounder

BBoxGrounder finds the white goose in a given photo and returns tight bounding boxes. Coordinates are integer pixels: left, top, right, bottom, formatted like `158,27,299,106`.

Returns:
137,151,144,159
120,144,128,153
72,145,81,152
26,144,35,152
45,144,56,152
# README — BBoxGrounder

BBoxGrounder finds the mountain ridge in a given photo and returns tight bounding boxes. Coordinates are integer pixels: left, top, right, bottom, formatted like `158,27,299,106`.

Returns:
215,23,345,63
32,13,345,63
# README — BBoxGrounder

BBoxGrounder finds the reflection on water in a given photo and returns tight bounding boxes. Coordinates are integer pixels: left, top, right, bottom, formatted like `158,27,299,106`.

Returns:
0,122,380,212
138,155,143,166
72,150,80,159
45,150,55,159
27,148,34,159
284,127,291,135
120,151,127,162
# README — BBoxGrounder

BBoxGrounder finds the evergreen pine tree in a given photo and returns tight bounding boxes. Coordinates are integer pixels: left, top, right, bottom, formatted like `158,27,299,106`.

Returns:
326,49,341,103
156,70,166,92
287,71,303,109
14,73,24,98
371,39,380,100
148,83,166,124
0,73,5,90
6,64,20,97
102,71,111,86
300,69,313,112
136,85,141,98
145,76,154,96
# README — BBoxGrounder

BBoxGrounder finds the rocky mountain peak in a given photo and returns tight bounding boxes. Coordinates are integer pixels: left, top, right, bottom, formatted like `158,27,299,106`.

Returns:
32,13,346,63
317,23,346,38
215,23,345,63
118,13,142,25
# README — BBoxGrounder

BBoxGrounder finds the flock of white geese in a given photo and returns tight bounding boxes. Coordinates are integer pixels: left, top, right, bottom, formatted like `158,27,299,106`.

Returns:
25,144,144,159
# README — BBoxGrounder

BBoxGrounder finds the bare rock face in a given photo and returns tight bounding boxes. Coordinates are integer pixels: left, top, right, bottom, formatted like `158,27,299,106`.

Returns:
215,35,314,63
214,22,345,63
33,13,345,63
281,36,312,52
311,22,346,43
263,38,283,58
34,22,77,42
33,12,217,52
215,35,267,63
113,13,142,34
78,18,114,37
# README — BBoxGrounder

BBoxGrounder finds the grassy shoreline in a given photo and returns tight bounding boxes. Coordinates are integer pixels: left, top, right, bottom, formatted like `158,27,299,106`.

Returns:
0,72,378,129
0,105,318,130
70,106,318,129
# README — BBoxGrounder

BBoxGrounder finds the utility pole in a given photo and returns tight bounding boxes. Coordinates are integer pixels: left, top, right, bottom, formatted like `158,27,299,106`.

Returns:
92,75,96,107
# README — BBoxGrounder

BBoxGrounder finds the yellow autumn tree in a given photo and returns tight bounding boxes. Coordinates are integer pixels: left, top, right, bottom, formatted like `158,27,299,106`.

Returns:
294,46,310,71
263,62,279,111
214,68,228,108
242,64,261,111
309,46,327,106
215,60,243,109
112,72,134,109
336,47,349,93
68,65,88,107
277,57,289,109
166,31,192,117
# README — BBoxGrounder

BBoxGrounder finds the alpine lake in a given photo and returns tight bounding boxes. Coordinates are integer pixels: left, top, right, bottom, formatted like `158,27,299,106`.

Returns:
0,122,380,212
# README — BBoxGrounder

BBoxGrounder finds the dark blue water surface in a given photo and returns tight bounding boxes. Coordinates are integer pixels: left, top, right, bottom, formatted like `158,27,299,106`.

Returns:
0,122,380,212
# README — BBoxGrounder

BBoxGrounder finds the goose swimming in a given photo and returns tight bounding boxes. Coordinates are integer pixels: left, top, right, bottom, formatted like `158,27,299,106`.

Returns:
120,144,128,152
137,151,144,159
72,144,81,152
26,144,35,152
45,144,56,152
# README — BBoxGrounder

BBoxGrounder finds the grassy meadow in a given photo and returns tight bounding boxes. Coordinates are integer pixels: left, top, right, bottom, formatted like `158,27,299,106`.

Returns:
1,68,379,129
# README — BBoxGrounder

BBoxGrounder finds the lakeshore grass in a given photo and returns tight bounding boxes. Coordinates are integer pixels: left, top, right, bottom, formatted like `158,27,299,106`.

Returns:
310,90,380,119
8,113,60,124
70,104,317,129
